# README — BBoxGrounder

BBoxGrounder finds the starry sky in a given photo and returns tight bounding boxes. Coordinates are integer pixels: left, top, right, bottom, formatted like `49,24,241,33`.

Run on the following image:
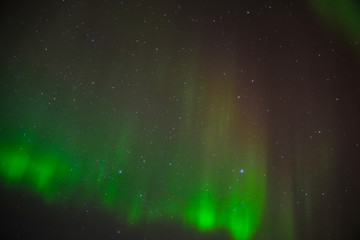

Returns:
0,0,360,239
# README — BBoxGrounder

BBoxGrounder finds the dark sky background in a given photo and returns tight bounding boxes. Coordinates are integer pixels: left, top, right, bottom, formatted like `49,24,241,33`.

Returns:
1,0,360,239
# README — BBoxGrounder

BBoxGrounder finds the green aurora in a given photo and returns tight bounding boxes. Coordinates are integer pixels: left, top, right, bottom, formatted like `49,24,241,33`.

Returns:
0,71,267,239
1,0,359,239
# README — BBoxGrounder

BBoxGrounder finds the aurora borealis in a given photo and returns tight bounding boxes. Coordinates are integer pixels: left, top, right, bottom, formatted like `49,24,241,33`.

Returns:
1,0,359,239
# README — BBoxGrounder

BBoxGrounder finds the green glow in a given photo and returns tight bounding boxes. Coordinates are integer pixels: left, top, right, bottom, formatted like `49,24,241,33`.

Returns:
32,161,56,192
0,68,267,240
0,1,348,237
128,195,145,224
198,198,216,230
227,154,266,240
0,148,29,182
103,181,118,207
309,0,360,42
191,185,217,230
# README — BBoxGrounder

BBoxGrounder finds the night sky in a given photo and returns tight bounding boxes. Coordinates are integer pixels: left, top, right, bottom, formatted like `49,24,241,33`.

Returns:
1,0,360,239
